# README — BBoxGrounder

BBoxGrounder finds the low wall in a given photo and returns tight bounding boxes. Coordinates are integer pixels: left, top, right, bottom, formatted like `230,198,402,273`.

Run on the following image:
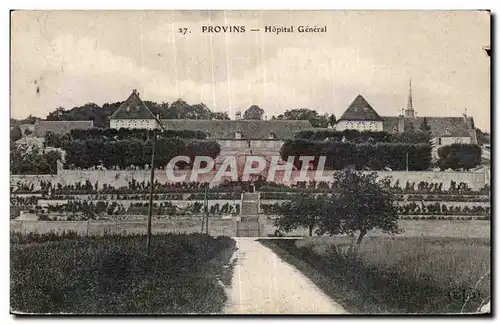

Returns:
11,169,489,190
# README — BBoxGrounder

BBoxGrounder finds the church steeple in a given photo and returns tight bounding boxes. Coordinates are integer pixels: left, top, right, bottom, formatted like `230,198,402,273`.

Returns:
405,79,415,117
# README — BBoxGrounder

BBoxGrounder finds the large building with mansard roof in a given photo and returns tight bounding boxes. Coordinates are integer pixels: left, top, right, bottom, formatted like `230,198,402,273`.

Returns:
109,87,478,162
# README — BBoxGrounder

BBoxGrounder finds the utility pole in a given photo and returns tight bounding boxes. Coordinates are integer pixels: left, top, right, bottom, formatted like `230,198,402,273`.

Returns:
200,184,205,233
146,127,156,253
406,151,409,172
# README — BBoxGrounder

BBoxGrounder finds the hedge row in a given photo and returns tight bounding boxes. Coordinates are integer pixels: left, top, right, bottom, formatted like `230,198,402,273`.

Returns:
260,202,490,216
41,200,239,220
45,128,208,147
294,129,430,143
62,138,220,169
398,202,490,215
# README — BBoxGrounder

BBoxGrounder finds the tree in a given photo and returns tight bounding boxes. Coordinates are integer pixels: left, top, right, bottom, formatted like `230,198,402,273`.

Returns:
46,107,66,121
211,111,230,120
274,108,331,128
419,117,432,143
243,105,265,120
476,128,490,145
273,193,330,236
324,168,400,251
10,125,22,142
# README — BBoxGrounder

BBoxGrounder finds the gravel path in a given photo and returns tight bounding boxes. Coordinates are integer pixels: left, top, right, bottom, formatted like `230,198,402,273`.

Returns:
223,238,348,314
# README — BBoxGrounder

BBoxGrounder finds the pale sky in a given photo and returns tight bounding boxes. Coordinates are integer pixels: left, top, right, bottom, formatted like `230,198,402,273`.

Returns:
11,10,491,131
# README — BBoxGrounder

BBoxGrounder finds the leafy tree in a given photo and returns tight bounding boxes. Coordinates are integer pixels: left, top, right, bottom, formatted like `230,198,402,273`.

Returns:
46,107,66,121
323,168,400,251
419,117,431,136
270,168,400,250
10,125,22,142
273,193,331,236
243,105,265,120
10,144,61,174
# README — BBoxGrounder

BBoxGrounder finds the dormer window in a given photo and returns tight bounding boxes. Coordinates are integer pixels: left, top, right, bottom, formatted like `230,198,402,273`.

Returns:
269,132,276,139
445,127,451,134
235,131,242,139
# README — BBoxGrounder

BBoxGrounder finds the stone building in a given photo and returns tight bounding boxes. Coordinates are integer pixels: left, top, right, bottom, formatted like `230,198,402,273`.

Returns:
336,82,478,158
109,89,159,130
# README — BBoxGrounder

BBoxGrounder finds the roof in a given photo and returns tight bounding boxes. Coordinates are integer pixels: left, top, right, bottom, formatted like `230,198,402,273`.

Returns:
109,90,156,120
33,121,94,137
159,119,313,139
381,116,473,138
339,95,383,121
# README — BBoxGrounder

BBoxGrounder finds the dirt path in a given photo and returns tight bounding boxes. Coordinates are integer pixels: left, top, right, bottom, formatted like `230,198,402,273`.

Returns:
223,238,348,314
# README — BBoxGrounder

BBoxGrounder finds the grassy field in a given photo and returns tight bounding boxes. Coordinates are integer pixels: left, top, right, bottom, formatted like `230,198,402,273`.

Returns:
260,235,490,314
11,232,236,314
262,219,490,239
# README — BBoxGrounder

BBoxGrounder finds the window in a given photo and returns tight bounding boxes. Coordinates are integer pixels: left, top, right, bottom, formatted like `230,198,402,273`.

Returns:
437,138,442,145
269,132,276,139
235,131,242,139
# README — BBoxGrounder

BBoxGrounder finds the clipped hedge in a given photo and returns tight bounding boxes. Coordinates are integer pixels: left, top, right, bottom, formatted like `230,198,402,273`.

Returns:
62,137,220,169
294,129,430,144
280,140,431,171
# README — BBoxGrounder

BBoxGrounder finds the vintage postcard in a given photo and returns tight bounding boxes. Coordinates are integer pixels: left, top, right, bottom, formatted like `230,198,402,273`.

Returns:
10,10,491,315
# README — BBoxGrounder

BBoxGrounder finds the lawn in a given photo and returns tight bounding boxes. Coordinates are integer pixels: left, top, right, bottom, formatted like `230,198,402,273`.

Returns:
260,235,490,314
11,232,236,314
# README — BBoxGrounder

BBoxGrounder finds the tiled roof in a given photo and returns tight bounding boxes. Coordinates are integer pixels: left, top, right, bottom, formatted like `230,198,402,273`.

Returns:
109,90,156,120
159,119,313,139
339,95,383,121
382,116,473,138
33,121,94,137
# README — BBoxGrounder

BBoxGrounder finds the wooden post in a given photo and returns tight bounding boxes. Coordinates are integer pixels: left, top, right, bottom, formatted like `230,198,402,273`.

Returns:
146,128,156,253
